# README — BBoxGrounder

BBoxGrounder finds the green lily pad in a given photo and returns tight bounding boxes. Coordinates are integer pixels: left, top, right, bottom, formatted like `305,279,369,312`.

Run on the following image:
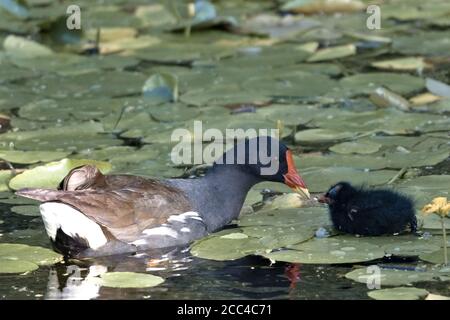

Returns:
238,207,329,228
9,158,112,190
371,57,430,71
11,205,40,217
0,170,13,192
99,272,164,288
345,268,438,286
0,243,62,267
243,72,339,98
220,233,249,240
393,31,450,56
368,287,429,300
329,141,382,154
302,167,396,192
419,249,449,264
294,129,356,145
297,150,449,171
3,35,53,59
263,237,386,264
191,233,267,261
307,44,356,62
0,259,39,274
0,150,69,164
340,73,425,96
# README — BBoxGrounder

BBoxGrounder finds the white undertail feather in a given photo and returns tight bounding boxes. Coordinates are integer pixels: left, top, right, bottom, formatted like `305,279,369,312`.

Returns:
40,202,107,250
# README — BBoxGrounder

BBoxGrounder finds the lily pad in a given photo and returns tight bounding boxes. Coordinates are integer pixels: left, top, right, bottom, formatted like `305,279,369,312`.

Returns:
0,150,69,164
99,272,164,288
368,287,429,300
191,232,266,261
419,249,449,264
263,237,386,264
294,129,356,145
301,167,396,192
0,170,13,192
11,205,40,217
371,57,430,71
9,158,112,190
340,73,425,96
0,243,62,267
0,259,39,274
3,35,53,59
329,141,381,154
306,44,356,62
345,267,438,286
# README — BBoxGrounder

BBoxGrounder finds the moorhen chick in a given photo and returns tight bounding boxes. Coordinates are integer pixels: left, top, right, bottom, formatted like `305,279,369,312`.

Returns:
16,136,310,258
319,182,417,236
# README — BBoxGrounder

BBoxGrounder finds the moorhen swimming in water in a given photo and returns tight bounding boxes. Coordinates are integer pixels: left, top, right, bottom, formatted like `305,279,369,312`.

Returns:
16,136,310,258
319,182,417,236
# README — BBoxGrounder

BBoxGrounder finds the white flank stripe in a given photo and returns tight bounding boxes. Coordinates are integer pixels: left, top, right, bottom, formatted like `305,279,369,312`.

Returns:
142,226,178,238
167,211,202,223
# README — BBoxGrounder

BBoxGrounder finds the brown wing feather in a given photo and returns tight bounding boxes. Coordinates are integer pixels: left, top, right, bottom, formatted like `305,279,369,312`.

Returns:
16,179,193,243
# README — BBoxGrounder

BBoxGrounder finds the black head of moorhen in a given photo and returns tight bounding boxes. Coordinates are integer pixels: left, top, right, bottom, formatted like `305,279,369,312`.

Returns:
319,181,417,236
16,136,309,258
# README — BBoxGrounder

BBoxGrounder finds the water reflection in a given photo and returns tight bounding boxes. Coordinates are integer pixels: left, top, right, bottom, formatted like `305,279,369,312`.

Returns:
44,247,193,300
46,265,106,300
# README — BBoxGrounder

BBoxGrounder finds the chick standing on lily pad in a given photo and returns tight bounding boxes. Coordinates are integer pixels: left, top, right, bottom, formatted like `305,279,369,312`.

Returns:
319,182,417,236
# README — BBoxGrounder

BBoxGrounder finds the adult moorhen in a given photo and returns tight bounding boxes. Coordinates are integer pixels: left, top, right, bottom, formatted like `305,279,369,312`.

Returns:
17,136,310,258
319,181,417,236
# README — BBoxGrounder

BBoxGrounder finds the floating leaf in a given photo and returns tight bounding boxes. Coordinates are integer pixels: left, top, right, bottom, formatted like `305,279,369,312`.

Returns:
426,293,450,300
281,0,365,14
368,287,429,300
0,243,62,270
340,73,425,96
0,170,13,192
329,141,382,154
307,44,356,62
369,87,410,111
426,78,450,98
371,57,430,71
294,129,356,145
191,232,266,261
345,268,438,286
0,259,38,274
9,158,112,190
10,205,40,217
409,93,442,106
100,272,164,288
220,233,249,240
263,237,385,264
420,249,449,264
0,150,69,164
3,35,53,59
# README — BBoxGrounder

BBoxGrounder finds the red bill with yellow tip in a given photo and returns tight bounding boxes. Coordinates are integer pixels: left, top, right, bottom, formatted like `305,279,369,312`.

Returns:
283,150,310,199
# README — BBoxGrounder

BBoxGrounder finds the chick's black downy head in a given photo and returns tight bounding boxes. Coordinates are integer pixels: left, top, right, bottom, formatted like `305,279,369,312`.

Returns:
319,181,417,236
319,181,356,206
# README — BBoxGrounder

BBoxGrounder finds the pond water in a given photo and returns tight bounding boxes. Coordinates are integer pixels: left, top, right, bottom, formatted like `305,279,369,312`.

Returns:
0,0,450,300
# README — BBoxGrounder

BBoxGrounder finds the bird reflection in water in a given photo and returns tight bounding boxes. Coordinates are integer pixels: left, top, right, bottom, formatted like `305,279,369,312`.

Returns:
45,247,192,300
